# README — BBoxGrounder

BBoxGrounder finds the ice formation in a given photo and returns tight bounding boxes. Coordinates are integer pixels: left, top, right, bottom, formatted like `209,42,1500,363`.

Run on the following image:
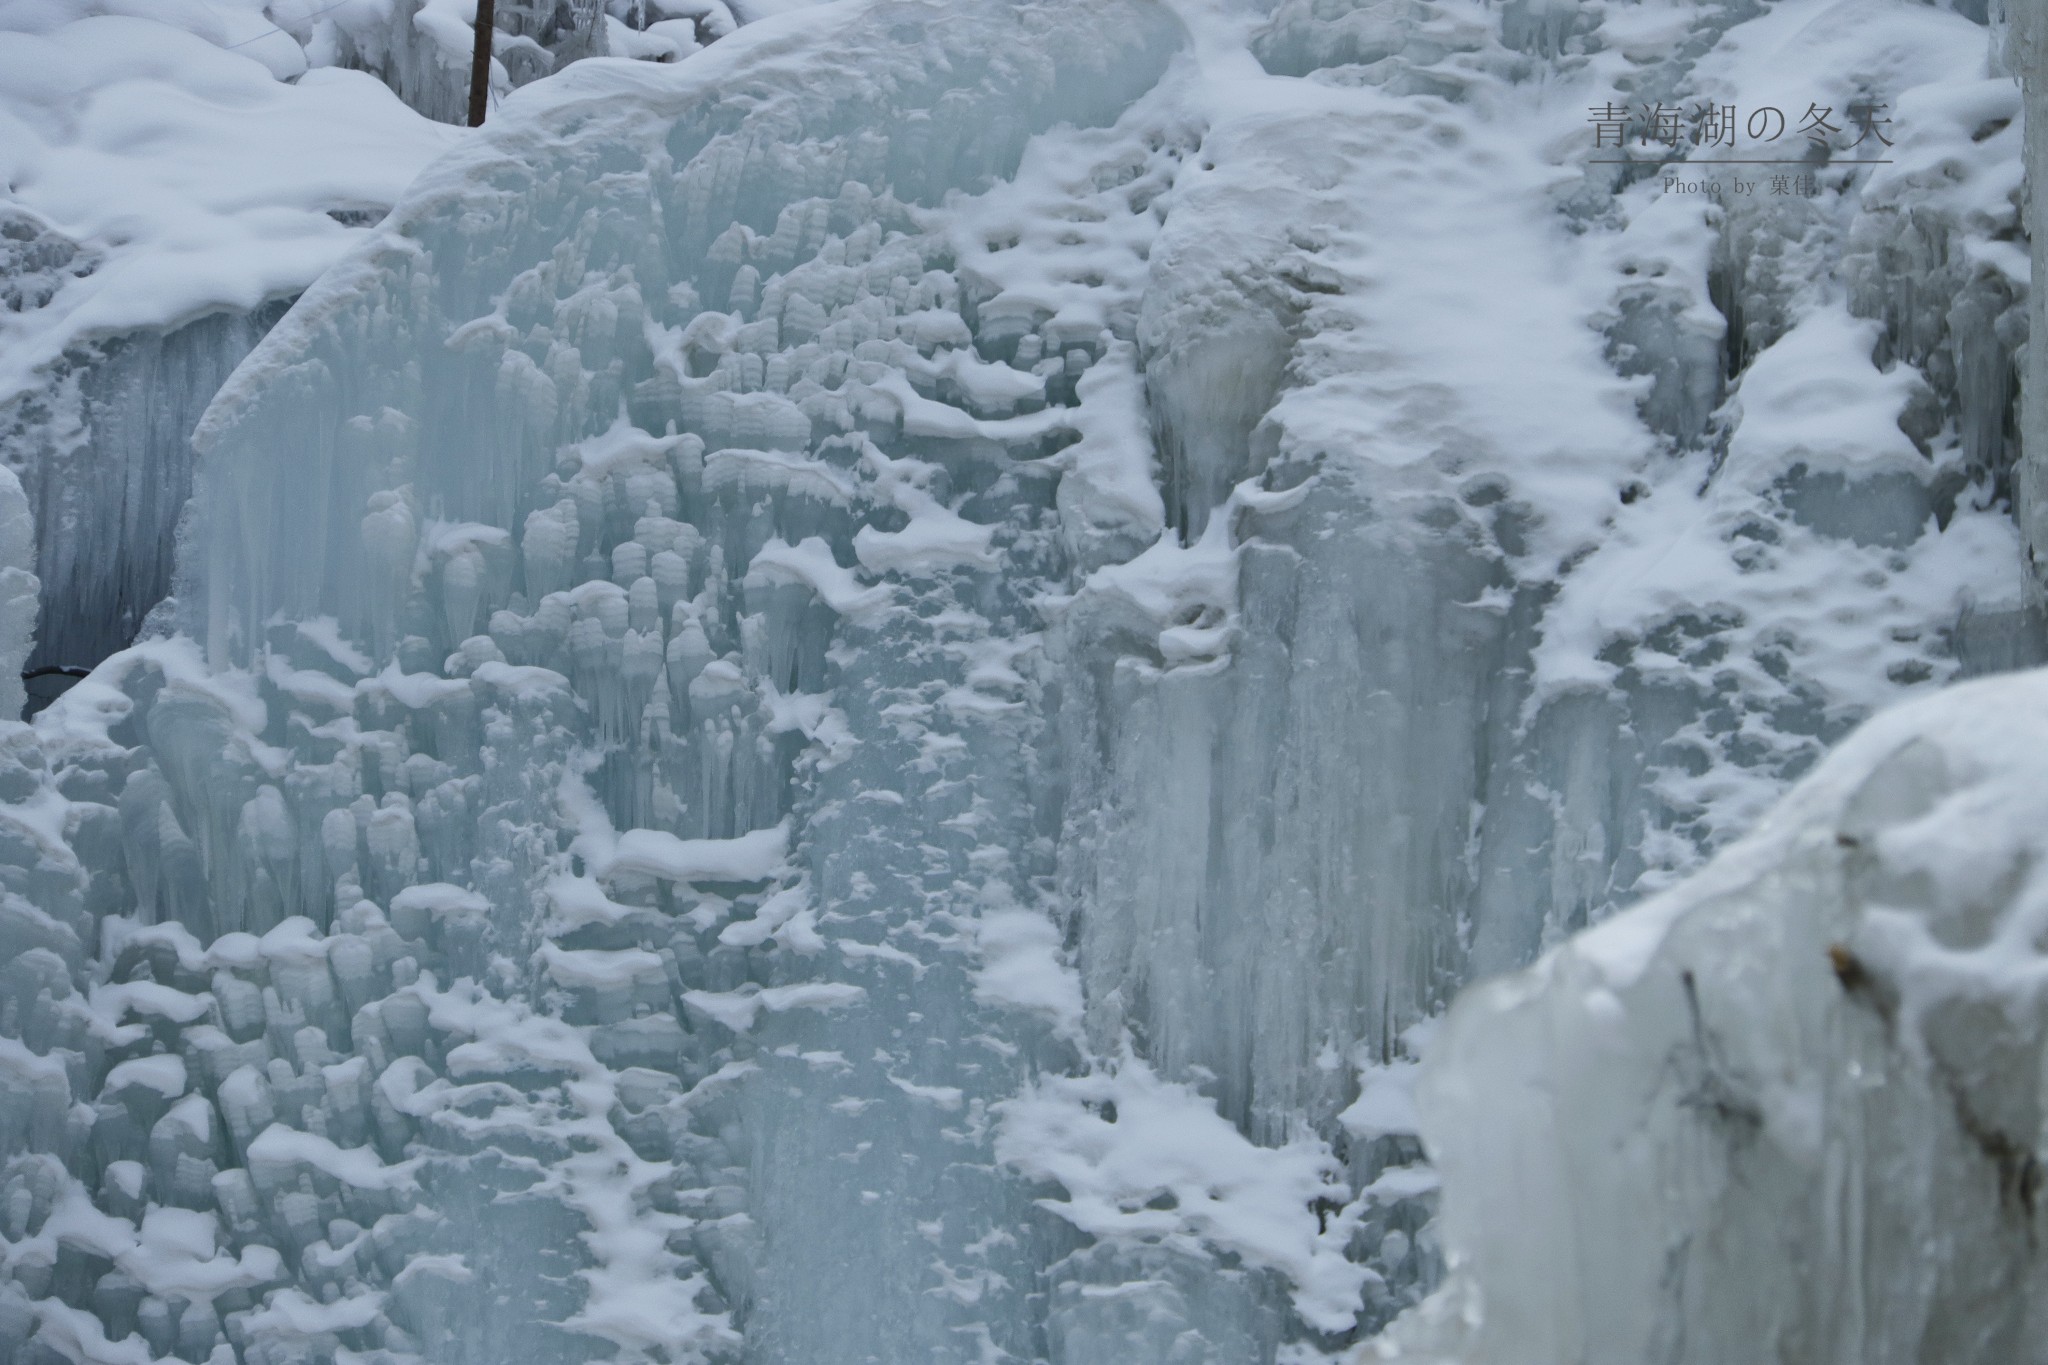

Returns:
2021,0,2048,608
1371,667,2048,1365
0,466,41,721
0,0,755,682
0,2,459,677
0,0,2037,1361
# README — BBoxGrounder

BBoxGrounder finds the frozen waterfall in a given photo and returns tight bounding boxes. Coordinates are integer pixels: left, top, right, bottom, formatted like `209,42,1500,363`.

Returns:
0,0,2040,1361
0,0,706,691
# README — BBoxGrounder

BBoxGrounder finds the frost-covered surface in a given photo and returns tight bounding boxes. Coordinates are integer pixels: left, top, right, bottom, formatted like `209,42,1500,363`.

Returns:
0,0,461,674
0,0,755,678
0,0,2035,1361
1372,665,2048,1364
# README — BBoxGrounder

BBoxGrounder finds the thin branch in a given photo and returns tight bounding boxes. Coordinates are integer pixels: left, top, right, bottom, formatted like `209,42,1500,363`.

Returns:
468,0,497,127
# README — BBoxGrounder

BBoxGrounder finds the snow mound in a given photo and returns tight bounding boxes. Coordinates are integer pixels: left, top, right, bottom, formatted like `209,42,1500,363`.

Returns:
0,5,460,402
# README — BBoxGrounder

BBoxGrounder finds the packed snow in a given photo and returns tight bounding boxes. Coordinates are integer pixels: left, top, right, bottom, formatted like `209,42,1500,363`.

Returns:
0,4,461,399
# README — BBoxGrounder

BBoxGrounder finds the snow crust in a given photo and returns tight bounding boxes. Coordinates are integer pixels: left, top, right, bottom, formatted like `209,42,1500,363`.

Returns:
997,1057,1366,1334
0,2,462,405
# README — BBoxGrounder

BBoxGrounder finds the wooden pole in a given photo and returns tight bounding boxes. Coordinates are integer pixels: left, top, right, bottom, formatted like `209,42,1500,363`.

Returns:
467,0,495,127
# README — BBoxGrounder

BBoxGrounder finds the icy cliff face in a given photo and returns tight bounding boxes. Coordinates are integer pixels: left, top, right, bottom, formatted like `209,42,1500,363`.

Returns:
2019,0,2048,609
3,4,1261,1361
0,4,461,681
0,0,745,687
1059,0,2030,1246
1372,666,2048,1365
0,0,2037,1361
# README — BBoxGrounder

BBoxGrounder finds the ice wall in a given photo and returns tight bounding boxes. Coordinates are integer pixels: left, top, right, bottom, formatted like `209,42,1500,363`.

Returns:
2018,0,2048,610
0,0,2037,1361
4,304,291,679
1372,666,2048,1365
0,4,1291,1363
1047,0,2034,1335
1059,0,2029,1141
0,11,462,688
0,466,40,719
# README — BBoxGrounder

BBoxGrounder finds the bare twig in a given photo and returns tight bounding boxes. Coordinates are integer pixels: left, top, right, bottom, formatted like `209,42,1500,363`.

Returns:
468,0,497,127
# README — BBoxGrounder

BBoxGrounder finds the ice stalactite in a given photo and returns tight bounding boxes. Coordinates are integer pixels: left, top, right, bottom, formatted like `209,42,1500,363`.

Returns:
2016,0,2048,615
0,466,40,720
4,303,292,681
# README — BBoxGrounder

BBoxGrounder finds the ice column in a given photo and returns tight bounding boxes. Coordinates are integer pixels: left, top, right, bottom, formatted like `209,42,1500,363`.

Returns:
0,465,37,718
2018,3,2048,615
0,5,1207,1365
6,304,291,679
